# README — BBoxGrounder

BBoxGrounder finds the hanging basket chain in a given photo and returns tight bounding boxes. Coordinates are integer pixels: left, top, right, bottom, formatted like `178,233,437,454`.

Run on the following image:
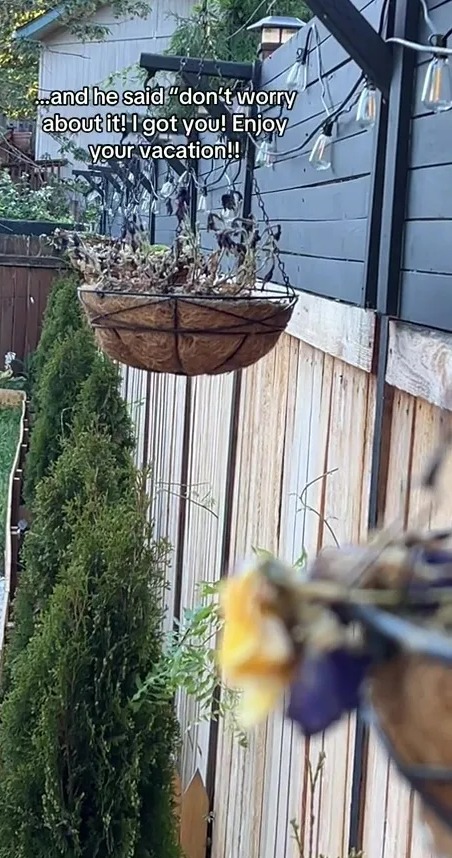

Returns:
252,176,293,296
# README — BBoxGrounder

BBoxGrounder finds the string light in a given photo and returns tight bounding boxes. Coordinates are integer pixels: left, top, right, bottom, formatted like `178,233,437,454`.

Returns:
421,35,452,112
197,186,208,212
255,134,276,168
286,49,307,93
160,173,175,199
255,137,270,167
309,121,333,171
286,28,312,94
266,134,277,167
356,80,377,128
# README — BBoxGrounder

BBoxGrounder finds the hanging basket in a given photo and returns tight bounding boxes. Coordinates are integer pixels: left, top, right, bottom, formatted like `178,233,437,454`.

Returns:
354,603,452,854
78,284,296,376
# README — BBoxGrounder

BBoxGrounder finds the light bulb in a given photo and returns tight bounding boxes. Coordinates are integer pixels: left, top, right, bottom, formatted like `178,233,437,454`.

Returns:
421,54,452,113
198,193,207,212
221,207,234,223
160,179,174,199
265,137,276,168
356,83,377,128
256,139,269,167
309,125,333,171
286,60,307,93
151,198,160,215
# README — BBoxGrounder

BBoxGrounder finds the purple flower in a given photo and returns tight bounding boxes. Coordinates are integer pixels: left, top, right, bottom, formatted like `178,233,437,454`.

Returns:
286,649,371,736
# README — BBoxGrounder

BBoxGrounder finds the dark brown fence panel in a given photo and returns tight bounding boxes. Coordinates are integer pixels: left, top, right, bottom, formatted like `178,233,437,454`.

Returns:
0,235,64,362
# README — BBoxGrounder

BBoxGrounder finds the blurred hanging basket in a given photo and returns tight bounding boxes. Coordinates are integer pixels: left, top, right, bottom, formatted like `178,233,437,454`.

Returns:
217,434,452,858
293,528,452,857
355,601,452,855
56,217,296,376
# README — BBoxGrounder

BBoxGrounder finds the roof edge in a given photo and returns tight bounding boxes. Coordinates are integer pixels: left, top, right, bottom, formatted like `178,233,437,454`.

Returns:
13,6,65,42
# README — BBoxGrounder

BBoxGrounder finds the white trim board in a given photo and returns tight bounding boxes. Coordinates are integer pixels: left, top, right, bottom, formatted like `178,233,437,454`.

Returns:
258,283,376,373
386,321,452,411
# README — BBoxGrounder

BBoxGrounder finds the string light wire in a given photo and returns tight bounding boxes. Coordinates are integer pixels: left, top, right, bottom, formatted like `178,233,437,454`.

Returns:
270,0,390,164
419,0,437,35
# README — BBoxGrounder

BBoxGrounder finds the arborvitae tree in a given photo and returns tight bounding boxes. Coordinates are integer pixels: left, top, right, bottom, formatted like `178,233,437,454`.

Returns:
7,431,135,666
24,324,97,503
12,354,135,661
72,351,135,463
29,273,82,399
0,433,179,858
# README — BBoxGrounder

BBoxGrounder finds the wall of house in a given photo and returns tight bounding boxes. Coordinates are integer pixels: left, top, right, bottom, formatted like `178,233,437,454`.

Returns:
399,0,452,330
155,0,380,305
153,0,452,330
35,0,194,171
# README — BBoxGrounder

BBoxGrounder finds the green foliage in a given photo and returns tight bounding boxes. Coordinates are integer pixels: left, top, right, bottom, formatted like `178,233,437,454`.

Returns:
0,172,100,226
168,0,309,66
150,0,311,120
0,449,179,858
0,404,22,567
28,273,81,394
24,324,98,502
8,431,135,663
0,172,71,223
72,353,135,462
135,581,247,747
0,263,179,858
0,7,42,119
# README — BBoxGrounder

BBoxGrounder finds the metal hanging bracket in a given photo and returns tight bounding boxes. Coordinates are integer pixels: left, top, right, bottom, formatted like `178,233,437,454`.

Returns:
179,71,243,143
120,121,187,176
139,54,254,81
72,168,103,195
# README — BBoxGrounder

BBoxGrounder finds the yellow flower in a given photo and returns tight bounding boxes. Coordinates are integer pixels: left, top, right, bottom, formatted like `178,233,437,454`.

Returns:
218,564,296,727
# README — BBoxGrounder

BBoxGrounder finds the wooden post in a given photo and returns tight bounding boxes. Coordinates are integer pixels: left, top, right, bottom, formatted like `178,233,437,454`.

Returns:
179,771,209,858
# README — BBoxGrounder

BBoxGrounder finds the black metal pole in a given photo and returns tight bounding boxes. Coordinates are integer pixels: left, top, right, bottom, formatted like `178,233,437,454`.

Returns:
376,0,420,316
306,0,392,97
348,314,392,851
242,60,262,219
348,0,421,839
140,53,254,81
363,92,389,308
150,161,157,244
204,370,242,858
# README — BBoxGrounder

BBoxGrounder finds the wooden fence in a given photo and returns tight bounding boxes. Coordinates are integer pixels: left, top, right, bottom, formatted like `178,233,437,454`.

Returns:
121,294,452,858
0,235,63,363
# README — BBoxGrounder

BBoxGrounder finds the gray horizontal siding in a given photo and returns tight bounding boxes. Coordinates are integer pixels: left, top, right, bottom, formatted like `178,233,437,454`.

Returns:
400,0,452,330
151,0,380,306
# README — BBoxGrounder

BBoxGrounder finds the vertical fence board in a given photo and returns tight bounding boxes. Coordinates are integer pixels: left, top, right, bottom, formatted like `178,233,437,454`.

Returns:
0,236,60,361
121,312,452,858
